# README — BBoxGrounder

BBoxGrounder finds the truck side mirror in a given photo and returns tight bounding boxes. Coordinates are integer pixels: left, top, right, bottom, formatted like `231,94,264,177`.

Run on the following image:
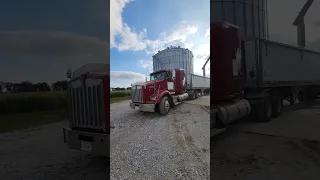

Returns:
66,68,73,79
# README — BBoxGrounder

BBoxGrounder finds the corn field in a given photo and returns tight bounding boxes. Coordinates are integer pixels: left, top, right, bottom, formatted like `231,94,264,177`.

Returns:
0,90,132,114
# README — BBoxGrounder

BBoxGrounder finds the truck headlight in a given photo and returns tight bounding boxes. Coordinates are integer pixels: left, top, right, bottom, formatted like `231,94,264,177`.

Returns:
149,96,156,101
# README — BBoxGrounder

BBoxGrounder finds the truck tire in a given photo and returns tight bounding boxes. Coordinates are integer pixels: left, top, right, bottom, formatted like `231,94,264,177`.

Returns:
159,96,170,115
298,91,305,102
190,92,196,100
256,93,272,122
195,91,199,99
271,91,283,117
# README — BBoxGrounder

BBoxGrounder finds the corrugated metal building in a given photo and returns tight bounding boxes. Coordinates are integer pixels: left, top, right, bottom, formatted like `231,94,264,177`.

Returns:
153,46,194,74
211,0,268,40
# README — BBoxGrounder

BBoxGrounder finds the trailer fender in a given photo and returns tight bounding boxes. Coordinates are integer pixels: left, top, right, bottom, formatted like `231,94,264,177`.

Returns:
156,90,172,104
245,89,272,105
246,89,272,99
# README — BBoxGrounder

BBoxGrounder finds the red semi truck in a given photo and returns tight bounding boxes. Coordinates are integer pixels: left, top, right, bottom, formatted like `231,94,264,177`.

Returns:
211,22,320,136
130,68,210,115
63,63,110,156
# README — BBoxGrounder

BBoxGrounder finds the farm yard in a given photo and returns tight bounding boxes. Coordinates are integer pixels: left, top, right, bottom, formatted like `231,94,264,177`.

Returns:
0,90,131,133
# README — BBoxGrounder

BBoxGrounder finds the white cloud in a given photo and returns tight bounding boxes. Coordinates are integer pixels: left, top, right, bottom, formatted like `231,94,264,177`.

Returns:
110,0,199,54
145,23,198,55
139,60,152,68
110,71,146,88
192,43,210,76
110,0,146,51
205,27,210,39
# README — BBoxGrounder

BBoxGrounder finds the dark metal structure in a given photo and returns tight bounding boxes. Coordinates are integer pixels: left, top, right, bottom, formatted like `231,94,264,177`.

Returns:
202,55,210,77
293,0,314,48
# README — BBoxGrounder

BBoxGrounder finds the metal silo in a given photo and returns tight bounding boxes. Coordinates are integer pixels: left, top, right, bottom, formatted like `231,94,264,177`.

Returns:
211,0,268,40
153,46,194,74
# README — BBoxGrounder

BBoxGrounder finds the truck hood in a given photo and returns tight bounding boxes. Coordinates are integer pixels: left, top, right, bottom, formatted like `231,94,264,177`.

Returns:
132,80,158,87
132,81,147,86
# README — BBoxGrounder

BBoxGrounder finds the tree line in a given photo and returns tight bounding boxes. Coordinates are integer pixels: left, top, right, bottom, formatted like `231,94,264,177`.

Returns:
0,81,68,93
111,87,131,91
0,81,133,93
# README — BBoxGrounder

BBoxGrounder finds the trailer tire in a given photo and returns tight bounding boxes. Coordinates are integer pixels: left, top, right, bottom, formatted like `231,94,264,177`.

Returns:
298,91,305,102
159,96,170,115
190,92,196,100
256,93,272,122
271,91,283,117
195,91,199,99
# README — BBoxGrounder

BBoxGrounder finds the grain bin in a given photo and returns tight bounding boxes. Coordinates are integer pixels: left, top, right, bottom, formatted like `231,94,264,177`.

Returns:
153,46,194,74
211,0,268,40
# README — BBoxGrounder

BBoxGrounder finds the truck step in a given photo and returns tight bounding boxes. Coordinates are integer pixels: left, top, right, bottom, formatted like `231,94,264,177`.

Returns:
211,128,227,137
174,102,182,106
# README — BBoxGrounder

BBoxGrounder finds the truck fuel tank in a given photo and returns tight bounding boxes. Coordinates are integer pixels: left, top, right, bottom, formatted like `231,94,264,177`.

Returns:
177,93,189,101
216,99,251,125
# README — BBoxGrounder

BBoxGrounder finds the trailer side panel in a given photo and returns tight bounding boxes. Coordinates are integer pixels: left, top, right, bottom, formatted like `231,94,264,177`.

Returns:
188,74,210,89
244,39,320,88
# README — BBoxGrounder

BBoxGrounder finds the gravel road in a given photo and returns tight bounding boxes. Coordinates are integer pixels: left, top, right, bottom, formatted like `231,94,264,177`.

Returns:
110,100,210,180
0,121,109,180
211,101,320,180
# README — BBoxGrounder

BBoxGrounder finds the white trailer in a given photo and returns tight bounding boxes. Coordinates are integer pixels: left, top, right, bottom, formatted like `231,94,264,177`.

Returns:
186,73,210,99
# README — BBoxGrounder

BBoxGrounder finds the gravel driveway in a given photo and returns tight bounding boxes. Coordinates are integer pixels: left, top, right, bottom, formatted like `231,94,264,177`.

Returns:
0,121,109,180
110,100,210,180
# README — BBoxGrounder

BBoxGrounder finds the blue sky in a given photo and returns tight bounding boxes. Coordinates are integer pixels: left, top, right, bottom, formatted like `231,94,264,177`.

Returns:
110,0,210,88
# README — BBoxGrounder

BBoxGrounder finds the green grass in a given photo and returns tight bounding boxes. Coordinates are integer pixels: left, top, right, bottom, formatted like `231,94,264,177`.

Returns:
110,96,131,104
0,90,132,133
0,91,68,114
110,90,131,98
110,90,131,103
0,90,132,114
0,109,68,133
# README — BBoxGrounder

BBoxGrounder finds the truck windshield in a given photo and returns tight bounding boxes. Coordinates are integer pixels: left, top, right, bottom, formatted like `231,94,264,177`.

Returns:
150,71,167,81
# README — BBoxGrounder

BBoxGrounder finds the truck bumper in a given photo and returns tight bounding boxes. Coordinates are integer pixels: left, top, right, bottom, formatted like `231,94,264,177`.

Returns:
130,102,155,112
63,128,109,157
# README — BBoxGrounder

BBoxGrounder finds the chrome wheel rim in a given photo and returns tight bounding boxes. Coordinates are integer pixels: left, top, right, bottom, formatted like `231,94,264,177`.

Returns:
164,100,170,113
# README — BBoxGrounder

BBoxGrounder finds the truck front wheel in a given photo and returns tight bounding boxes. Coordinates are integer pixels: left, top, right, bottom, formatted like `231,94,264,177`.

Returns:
159,96,170,115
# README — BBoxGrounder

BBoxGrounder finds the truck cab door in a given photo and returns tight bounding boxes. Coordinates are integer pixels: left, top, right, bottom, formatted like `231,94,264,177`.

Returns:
167,69,175,91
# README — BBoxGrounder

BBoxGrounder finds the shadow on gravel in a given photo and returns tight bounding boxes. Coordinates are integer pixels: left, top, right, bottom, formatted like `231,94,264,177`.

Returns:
285,100,320,111
39,154,110,180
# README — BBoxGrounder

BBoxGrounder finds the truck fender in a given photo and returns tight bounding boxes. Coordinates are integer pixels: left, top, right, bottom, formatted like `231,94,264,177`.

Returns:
156,90,171,104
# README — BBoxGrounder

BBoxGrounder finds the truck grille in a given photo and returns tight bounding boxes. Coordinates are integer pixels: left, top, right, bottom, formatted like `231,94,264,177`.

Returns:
131,85,143,102
68,78,105,130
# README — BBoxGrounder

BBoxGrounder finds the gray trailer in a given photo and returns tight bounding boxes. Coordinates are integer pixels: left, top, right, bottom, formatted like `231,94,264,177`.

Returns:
245,39,320,89
243,38,320,109
186,73,210,99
